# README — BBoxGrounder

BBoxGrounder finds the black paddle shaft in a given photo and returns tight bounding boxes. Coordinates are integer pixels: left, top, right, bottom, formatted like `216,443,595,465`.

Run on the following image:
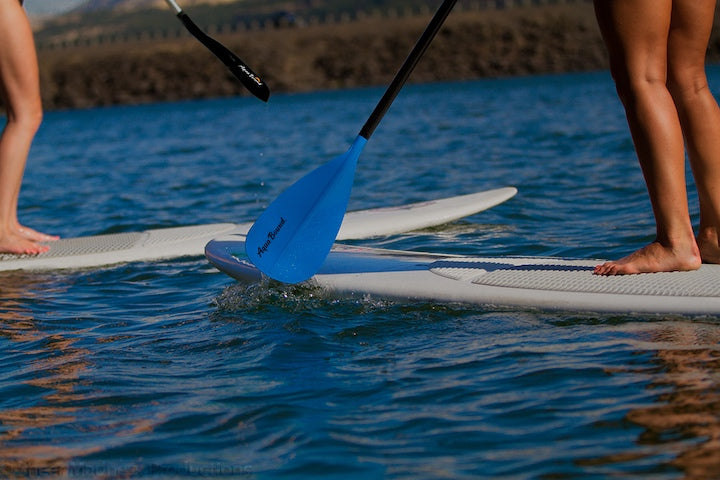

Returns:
176,11,270,102
358,0,458,140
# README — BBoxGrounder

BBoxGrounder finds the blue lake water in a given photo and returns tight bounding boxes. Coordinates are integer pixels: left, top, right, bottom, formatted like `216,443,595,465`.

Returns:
2,68,720,478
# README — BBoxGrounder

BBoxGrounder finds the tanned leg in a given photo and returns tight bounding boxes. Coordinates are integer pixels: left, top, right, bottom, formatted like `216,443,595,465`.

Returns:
593,0,700,275
667,0,720,264
0,0,57,254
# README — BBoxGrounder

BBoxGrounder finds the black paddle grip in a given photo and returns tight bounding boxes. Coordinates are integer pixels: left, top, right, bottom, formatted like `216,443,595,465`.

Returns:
177,12,270,102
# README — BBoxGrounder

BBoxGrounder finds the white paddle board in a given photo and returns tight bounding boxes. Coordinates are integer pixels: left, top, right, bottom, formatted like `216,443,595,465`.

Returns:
206,242,720,316
0,187,516,272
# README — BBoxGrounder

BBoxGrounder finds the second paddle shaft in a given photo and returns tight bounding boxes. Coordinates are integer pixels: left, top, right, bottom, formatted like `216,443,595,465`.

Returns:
163,0,270,102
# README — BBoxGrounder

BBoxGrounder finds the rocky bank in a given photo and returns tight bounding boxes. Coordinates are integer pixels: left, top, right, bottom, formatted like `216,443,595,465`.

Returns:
36,3,720,110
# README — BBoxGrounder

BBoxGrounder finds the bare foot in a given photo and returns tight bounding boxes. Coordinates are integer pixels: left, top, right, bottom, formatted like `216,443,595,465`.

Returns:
594,240,701,276
16,225,59,242
0,231,50,255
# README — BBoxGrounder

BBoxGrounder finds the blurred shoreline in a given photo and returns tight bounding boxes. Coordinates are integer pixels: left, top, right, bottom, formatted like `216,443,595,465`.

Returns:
36,3,720,110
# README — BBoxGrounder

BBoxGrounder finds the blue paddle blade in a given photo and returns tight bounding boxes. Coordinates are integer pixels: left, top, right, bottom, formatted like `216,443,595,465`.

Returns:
246,136,367,283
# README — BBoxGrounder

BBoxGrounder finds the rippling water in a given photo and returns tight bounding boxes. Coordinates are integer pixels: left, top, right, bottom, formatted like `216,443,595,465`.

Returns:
2,69,720,479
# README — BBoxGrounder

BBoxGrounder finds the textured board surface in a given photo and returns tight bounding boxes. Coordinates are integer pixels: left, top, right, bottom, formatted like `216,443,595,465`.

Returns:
0,232,144,260
428,257,720,297
0,224,237,271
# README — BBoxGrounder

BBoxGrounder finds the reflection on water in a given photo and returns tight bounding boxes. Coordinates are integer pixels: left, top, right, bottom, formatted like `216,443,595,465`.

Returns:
576,321,720,479
0,273,98,476
625,322,720,479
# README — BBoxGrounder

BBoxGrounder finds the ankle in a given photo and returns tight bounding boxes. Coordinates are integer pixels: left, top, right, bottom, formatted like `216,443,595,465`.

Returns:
697,226,719,244
697,227,720,263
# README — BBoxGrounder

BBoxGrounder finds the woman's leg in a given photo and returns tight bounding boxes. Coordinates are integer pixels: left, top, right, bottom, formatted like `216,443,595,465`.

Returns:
667,0,720,264
593,0,700,275
0,0,56,254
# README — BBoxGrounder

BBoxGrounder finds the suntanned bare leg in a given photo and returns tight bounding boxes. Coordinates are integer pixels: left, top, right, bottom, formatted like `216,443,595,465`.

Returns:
593,0,702,275
667,0,720,265
0,0,57,255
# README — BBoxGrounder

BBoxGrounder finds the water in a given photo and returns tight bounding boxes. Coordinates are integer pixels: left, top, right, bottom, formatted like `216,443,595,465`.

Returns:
2,68,720,479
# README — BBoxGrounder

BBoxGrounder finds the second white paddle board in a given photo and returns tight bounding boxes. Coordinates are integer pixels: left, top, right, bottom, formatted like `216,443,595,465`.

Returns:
0,187,516,272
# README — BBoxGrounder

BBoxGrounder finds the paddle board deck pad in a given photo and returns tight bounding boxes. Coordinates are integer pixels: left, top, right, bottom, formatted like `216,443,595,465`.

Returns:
206,242,720,316
0,223,238,272
0,187,516,272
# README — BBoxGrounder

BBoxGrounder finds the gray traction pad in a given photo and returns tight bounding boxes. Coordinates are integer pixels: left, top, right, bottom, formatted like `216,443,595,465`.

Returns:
429,258,720,298
0,232,143,261
0,224,234,262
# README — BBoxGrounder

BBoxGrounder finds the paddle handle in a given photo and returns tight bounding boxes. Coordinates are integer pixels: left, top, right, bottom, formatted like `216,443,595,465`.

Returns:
359,0,457,140
164,0,270,102
165,0,182,14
